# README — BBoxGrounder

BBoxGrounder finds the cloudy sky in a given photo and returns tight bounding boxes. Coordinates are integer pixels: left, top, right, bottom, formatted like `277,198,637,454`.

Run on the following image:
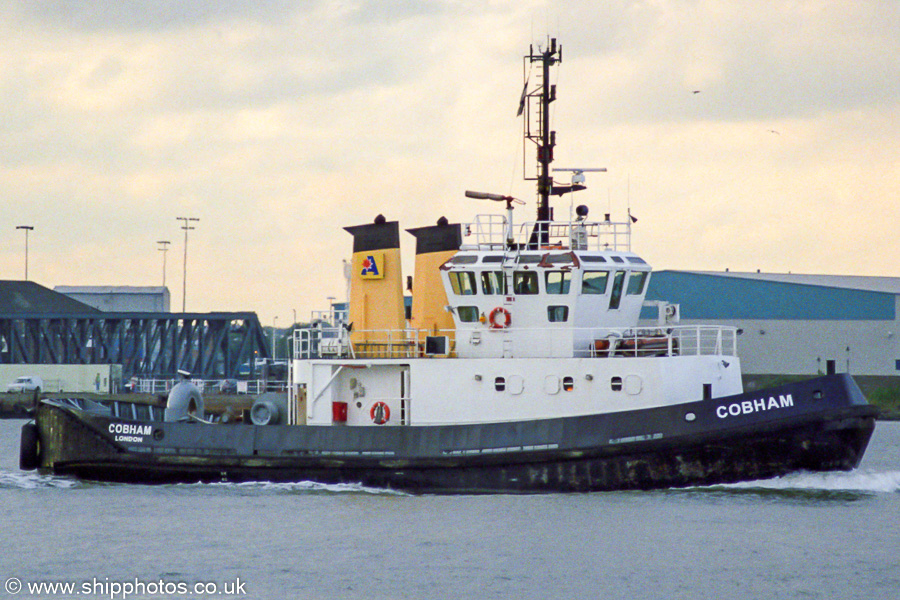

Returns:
1,1,897,325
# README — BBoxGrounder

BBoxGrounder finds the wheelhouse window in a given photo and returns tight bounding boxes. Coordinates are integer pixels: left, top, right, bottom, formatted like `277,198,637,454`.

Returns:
449,255,478,265
582,271,609,295
626,271,648,295
547,306,569,322
457,306,480,322
513,271,539,295
449,271,477,295
545,271,571,294
481,271,507,295
609,271,626,309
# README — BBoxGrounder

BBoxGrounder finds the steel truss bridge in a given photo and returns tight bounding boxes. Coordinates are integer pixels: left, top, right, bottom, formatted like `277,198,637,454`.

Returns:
0,312,271,381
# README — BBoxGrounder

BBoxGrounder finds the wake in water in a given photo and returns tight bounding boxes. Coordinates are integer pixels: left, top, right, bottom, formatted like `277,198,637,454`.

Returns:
201,479,409,496
0,469,78,490
728,469,900,494
681,469,900,501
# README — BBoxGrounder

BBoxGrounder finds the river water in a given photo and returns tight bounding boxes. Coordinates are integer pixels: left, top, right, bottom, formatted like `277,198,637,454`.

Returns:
0,418,897,600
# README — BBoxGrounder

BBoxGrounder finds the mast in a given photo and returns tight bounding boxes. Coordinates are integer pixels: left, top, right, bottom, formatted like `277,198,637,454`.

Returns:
523,38,562,246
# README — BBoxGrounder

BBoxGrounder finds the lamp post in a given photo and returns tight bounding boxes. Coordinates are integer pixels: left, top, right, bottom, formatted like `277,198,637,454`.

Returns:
157,240,171,287
15,225,34,280
176,217,199,312
272,316,278,360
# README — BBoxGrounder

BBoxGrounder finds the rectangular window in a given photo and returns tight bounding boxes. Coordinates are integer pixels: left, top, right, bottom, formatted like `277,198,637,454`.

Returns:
450,255,478,264
626,271,647,295
481,271,507,295
513,271,539,295
449,272,477,295
582,271,609,295
545,271,571,294
609,271,626,309
547,306,569,322
457,306,480,322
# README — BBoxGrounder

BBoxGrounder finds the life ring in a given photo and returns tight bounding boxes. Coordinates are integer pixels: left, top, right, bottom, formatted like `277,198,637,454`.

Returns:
488,307,511,329
370,401,391,425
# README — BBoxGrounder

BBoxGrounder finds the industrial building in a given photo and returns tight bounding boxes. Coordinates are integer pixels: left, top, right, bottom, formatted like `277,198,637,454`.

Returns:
644,271,900,377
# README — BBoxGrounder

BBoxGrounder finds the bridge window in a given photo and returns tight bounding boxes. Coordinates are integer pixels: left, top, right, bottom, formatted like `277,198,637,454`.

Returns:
457,306,479,322
517,255,542,264
626,271,648,295
449,272,477,295
450,255,478,265
481,271,507,295
547,306,569,322
513,271,539,295
609,271,626,309
545,271,571,294
582,271,609,295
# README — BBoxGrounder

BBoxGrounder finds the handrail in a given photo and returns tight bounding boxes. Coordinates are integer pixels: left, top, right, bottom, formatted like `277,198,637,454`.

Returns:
292,325,737,360
459,215,632,252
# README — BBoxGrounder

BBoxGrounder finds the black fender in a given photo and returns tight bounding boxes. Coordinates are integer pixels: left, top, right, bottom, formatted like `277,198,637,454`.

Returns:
19,422,40,471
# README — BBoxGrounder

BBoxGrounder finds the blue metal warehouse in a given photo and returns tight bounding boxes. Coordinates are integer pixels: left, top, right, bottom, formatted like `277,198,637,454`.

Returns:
644,271,900,376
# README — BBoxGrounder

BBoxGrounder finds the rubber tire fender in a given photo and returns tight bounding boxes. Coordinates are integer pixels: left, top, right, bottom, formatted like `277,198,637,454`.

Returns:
19,422,40,471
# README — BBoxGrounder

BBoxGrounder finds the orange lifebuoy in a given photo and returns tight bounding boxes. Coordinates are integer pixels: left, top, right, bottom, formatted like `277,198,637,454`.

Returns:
488,306,511,329
370,401,391,425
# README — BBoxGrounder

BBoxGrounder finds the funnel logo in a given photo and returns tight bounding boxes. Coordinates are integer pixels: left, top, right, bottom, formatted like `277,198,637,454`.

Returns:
360,252,384,279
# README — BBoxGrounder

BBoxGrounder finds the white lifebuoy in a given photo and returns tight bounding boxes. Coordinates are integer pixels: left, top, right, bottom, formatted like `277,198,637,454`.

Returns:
489,307,512,329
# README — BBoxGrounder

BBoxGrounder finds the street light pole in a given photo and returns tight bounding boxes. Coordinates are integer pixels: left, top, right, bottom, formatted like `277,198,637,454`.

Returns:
272,316,278,360
176,217,199,312
157,240,171,287
15,225,34,280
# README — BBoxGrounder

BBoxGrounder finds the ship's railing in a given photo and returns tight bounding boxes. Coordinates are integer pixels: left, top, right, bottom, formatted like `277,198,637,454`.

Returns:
294,327,457,360
586,326,737,358
460,215,632,252
134,378,271,395
292,325,736,359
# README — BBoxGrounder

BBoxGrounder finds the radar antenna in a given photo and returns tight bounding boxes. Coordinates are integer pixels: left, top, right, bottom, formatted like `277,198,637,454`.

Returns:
465,190,524,248
553,168,607,222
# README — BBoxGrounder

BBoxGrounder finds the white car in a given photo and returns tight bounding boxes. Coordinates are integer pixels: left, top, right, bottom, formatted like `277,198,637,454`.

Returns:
6,376,43,394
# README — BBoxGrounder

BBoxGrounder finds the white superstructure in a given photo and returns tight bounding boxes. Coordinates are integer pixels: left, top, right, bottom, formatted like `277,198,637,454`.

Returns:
289,211,743,428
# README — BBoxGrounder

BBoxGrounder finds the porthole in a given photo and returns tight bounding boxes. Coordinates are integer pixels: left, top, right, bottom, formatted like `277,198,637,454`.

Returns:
685,412,696,422
494,377,506,392
562,376,574,392
611,376,623,392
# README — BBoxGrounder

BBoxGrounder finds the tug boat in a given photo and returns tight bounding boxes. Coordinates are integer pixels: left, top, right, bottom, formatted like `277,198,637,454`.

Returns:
21,40,876,493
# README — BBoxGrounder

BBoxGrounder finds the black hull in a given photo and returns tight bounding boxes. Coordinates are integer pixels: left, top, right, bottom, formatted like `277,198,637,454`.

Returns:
27,374,877,493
